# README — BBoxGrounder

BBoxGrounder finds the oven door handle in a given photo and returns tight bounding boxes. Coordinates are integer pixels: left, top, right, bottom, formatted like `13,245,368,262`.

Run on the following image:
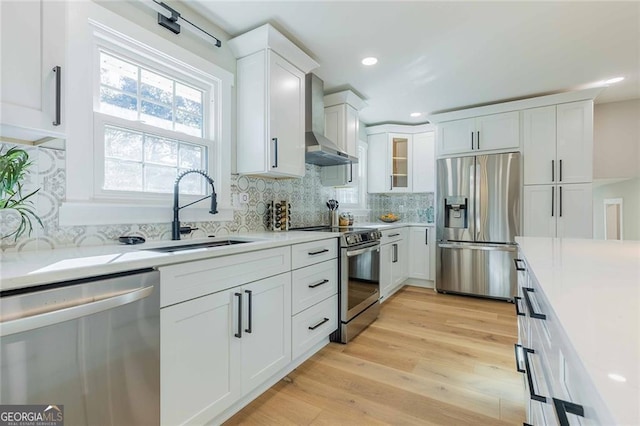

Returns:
346,243,380,257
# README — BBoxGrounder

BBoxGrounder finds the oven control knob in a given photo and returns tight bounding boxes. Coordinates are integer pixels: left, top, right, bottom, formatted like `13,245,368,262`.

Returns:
346,235,355,245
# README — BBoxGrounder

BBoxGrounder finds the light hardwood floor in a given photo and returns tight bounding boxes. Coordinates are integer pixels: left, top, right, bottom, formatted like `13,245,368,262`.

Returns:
225,286,526,425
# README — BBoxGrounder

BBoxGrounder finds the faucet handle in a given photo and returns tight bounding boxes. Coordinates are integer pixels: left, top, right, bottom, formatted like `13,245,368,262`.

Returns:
179,226,199,235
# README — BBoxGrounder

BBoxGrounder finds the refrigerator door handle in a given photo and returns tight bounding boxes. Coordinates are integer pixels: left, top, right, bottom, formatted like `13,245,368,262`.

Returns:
475,159,481,241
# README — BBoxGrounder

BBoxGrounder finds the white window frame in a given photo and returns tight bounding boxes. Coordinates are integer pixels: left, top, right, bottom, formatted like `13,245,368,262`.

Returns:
61,2,234,225
334,141,368,212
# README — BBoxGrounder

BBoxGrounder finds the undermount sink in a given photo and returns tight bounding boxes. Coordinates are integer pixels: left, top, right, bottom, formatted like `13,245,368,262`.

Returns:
143,239,250,253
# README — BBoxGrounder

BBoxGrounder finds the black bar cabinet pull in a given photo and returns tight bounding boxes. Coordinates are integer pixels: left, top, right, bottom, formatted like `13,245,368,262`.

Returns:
471,132,474,150
234,292,242,338
513,258,526,271
52,66,61,126
522,346,547,402
559,186,563,217
523,287,546,320
425,228,429,245
392,243,398,263
551,186,555,217
390,175,393,190
476,131,480,149
309,279,329,289
308,249,329,256
514,344,526,373
272,138,278,168
244,290,252,333
552,398,585,426
348,163,353,183
514,297,525,316
552,160,555,182
559,159,563,182
308,317,329,330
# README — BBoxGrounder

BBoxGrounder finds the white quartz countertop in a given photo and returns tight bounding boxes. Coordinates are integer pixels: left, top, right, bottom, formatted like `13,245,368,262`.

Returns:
356,221,435,229
516,236,640,425
0,232,340,292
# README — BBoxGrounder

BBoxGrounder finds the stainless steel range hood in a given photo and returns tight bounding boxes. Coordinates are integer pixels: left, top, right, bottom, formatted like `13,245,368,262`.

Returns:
305,74,358,166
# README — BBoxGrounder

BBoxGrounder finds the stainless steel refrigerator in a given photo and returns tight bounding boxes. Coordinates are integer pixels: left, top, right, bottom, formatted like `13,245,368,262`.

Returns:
436,152,521,300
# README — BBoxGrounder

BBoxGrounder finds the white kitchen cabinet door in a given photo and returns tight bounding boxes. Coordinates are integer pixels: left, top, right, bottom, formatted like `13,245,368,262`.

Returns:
0,0,66,138
523,106,556,185
161,289,241,425
389,133,412,192
324,104,343,151
428,227,436,281
556,101,593,184
523,185,556,238
408,226,430,280
367,133,390,193
391,238,408,288
236,50,305,178
241,273,292,394
475,111,520,152
556,184,592,239
437,118,475,156
379,243,393,301
412,131,436,193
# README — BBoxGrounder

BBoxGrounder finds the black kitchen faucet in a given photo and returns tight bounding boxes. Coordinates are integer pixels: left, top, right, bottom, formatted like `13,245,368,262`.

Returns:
172,169,218,240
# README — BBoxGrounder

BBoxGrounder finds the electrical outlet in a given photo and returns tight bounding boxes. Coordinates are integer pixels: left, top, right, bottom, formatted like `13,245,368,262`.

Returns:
239,192,249,204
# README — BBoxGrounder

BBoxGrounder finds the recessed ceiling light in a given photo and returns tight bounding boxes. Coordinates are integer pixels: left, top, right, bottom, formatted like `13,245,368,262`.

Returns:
410,112,422,117
361,57,378,66
603,77,624,85
608,373,627,382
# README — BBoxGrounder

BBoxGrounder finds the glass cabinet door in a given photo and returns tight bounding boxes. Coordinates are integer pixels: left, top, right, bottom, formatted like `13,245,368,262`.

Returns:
390,135,410,190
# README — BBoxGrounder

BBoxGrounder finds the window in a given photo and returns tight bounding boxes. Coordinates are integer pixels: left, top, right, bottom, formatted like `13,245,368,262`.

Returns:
335,142,368,209
95,49,214,198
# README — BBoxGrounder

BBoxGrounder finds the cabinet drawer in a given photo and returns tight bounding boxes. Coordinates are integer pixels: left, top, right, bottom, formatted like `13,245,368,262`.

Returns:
380,228,405,244
292,294,338,359
291,239,338,270
159,246,290,307
292,260,338,315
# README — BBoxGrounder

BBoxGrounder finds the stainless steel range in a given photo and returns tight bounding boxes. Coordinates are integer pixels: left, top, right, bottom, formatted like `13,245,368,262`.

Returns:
291,226,382,343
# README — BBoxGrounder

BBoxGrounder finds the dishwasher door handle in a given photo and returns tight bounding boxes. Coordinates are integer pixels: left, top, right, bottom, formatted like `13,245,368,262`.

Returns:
0,286,154,337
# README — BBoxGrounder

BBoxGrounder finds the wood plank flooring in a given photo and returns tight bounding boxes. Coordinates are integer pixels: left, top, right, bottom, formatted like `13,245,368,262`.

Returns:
225,286,526,425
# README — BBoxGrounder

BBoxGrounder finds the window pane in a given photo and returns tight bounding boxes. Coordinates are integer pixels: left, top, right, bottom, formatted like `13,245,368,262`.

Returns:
104,159,142,191
144,165,176,193
144,135,177,166
100,52,137,94
175,83,203,116
141,100,173,130
141,69,173,106
100,87,137,120
178,169,206,195
175,110,203,137
105,126,143,161
179,144,203,169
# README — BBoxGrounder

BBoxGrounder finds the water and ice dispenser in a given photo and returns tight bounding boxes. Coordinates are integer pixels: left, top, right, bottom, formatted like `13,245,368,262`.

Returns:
444,196,468,229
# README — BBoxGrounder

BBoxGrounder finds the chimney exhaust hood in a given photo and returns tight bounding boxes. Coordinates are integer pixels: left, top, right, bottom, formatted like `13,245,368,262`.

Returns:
305,73,358,166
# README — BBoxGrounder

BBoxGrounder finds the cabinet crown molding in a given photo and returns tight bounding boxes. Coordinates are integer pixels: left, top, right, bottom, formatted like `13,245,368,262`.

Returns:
324,90,367,110
427,87,603,124
228,23,319,73
366,123,435,135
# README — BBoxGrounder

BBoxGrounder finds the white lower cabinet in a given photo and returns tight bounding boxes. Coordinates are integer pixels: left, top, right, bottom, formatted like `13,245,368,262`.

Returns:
292,294,338,359
407,226,435,282
379,228,408,301
161,273,291,425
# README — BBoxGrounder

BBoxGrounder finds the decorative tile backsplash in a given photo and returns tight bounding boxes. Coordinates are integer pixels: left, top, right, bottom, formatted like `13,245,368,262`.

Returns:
1,145,433,252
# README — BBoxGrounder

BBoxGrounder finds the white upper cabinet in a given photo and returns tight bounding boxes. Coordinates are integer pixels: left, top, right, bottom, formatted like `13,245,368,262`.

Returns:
412,131,436,193
437,111,519,156
230,24,318,178
324,90,366,157
523,101,593,185
0,0,66,141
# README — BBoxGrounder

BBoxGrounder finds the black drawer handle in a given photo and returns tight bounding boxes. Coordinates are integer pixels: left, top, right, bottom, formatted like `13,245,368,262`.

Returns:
522,345,547,403
309,279,329,289
514,296,525,316
553,398,584,426
308,317,329,330
514,344,526,373
513,258,526,271
523,287,546,320
308,249,329,256
234,292,242,338
244,290,252,334
388,233,400,237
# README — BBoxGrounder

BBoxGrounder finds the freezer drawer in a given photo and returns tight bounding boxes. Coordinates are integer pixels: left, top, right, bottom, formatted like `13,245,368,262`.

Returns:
436,243,517,300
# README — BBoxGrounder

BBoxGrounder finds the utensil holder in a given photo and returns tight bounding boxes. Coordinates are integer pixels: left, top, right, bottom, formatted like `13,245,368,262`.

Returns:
329,211,338,227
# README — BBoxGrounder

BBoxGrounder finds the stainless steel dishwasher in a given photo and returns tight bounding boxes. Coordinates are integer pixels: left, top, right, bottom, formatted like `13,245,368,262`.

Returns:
0,269,160,425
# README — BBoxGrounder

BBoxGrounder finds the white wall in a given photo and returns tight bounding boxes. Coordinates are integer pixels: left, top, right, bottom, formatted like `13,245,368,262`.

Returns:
593,99,640,179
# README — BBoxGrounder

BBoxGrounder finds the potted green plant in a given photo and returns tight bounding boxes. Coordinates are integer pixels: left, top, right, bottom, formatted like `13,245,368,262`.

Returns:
0,145,43,240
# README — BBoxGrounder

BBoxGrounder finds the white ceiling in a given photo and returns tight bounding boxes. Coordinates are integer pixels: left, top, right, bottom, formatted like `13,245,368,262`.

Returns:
188,1,640,125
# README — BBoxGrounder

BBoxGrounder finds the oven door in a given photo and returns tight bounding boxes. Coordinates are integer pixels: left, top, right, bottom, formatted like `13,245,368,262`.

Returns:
341,242,380,322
